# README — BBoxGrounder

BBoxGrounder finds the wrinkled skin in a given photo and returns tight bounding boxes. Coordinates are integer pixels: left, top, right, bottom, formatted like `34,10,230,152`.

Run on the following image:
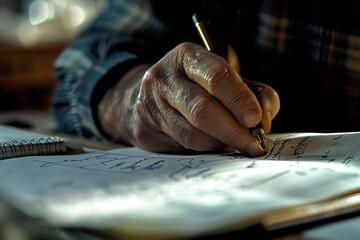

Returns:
98,42,280,156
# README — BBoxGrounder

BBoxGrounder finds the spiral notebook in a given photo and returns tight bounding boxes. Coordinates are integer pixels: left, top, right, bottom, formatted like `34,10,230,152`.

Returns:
0,125,67,159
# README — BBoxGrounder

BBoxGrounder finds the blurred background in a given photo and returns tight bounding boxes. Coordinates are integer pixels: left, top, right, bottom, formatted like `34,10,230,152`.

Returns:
0,0,106,130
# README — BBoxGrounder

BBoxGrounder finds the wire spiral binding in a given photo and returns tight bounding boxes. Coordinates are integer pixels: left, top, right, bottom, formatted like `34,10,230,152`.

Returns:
0,136,66,158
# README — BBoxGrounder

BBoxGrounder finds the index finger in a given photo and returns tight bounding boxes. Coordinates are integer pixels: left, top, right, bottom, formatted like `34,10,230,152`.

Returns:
180,43,262,128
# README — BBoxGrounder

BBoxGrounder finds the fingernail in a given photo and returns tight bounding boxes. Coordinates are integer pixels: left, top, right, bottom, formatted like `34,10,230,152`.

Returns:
241,109,260,127
266,110,272,120
262,110,272,133
245,141,264,157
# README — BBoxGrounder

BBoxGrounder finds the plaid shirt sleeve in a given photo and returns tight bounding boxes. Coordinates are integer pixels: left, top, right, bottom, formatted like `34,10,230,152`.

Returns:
51,0,188,140
51,0,360,139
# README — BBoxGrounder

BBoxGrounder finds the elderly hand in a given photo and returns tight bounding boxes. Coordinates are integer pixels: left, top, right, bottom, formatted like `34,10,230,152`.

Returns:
98,42,280,156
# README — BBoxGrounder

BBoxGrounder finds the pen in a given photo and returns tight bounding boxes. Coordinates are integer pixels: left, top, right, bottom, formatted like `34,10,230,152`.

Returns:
192,13,267,152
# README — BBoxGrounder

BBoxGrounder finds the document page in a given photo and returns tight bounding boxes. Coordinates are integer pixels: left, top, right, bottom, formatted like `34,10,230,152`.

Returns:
266,132,360,167
0,132,359,238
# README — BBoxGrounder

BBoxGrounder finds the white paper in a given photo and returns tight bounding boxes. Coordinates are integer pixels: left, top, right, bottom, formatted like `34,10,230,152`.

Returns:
0,132,359,238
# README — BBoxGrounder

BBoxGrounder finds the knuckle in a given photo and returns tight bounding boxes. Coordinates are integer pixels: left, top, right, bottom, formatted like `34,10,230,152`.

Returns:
142,65,161,86
253,85,268,100
175,42,196,53
135,100,146,114
189,96,215,128
134,101,158,130
174,42,198,65
175,42,200,58
138,67,168,112
227,91,252,111
205,64,230,93
135,94,150,114
252,84,280,114
142,59,177,94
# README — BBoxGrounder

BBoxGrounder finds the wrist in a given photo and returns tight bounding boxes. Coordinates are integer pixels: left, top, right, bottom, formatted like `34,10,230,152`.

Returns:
98,64,151,144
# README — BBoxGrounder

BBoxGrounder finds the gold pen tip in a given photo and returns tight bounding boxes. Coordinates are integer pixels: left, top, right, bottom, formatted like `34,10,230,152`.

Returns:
251,128,267,152
259,140,267,152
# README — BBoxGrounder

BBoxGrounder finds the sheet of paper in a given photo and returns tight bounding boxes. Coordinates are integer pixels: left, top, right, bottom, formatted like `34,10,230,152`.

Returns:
0,132,359,238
